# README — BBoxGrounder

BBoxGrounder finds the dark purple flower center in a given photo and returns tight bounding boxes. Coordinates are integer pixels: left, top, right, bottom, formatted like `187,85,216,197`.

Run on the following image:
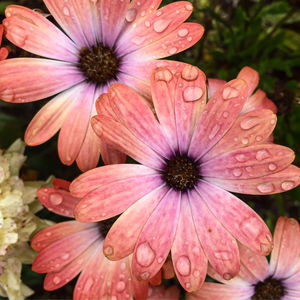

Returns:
78,43,120,85
98,215,119,238
252,277,285,300
162,154,200,191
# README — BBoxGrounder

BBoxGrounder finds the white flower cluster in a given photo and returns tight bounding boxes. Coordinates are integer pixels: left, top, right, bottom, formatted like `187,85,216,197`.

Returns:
0,140,51,300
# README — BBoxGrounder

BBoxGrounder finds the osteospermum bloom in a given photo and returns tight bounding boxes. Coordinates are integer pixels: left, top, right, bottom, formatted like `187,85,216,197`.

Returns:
71,65,300,292
0,1,204,171
32,178,149,300
0,24,9,60
187,217,300,300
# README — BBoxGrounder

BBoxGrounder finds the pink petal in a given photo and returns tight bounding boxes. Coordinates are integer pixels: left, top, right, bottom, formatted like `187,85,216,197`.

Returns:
175,65,207,154
207,78,226,98
171,194,207,292
52,178,70,190
205,165,300,195
147,285,180,300
103,185,169,260
188,189,240,280
74,174,163,222
43,0,98,47
238,243,269,283
70,164,157,198
0,58,84,102
151,68,178,151
4,5,79,62
108,83,172,158
130,22,204,60
187,282,254,300
132,189,180,281
201,144,295,180
101,0,129,47
269,217,300,278
202,109,277,161
241,89,277,114
24,84,82,146
58,83,95,166
31,221,94,252
196,181,272,256
237,66,259,97
0,47,9,61
118,1,194,55
91,115,164,169
99,140,126,165
37,186,79,218
188,79,248,160
43,240,98,291
32,227,99,273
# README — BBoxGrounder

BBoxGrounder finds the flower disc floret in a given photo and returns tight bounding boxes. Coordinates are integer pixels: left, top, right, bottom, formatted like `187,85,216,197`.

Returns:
252,277,285,300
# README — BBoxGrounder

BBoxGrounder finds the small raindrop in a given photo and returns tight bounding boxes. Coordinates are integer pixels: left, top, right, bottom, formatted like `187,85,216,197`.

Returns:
240,116,260,130
145,20,150,27
241,138,249,145
178,28,189,37
208,124,220,140
256,149,270,161
49,193,63,206
153,19,170,33
223,111,229,118
214,251,232,261
183,86,203,102
53,276,61,285
222,86,239,100
136,242,155,267
223,273,232,280
116,281,126,292
281,181,294,191
155,69,173,82
63,7,70,16
257,182,274,193
193,270,200,277
140,271,150,280
104,246,114,256
268,163,277,171
181,66,199,81
157,256,163,263
61,253,70,260
168,47,177,55
125,8,137,22
255,135,263,142
185,282,191,289
176,256,191,276
185,4,193,11
232,168,242,177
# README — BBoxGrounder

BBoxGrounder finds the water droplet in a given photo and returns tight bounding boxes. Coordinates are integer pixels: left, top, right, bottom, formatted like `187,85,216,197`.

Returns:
257,183,274,193
181,66,199,81
61,253,70,260
232,168,242,177
235,154,246,162
223,111,229,118
178,28,189,37
248,256,254,262
270,118,276,125
168,47,177,55
116,281,126,292
192,247,200,254
240,116,260,130
136,242,155,267
187,36,192,42
223,273,232,280
63,6,70,16
140,10,146,17
268,163,277,171
241,217,262,238
193,270,200,277
53,276,61,285
156,11,162,16
256,135,263,142
49,193,63,206
153,19,170,33
120,262,126,270
126,8,137,22
140,271,150,280
281,181,295,191
260,243,271,254
45,231,52,236
214,251,233,261
157,256,163,263
155,69,173,82
185,282,191,289
222,86,239,100
241,138,249,145
145,20,150,27
175,256,191,276
185,3,193,10
208,124,220,140
256,150,270,161
131,36,145,45
104,246,113,256
183,86,203,102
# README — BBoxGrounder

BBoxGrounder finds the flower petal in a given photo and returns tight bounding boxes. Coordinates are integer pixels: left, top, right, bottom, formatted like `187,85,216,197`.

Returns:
58,83,95,166
171,193,207,292
201,144,295,180
0,48,9,61
99,140,126,165
70,164,157,198
196,181,272,256
32,226,99,273
108,83,173,158
188,79,248,160
0,58,84,102
24,84,82,146
4,5,79,62
129,22,204,60
237,66,259,97
74,174,163,222
37,186,79,218
118,1,194,55
207,78,226,98
205,165,300,195
91,115,164,169
269,217,300,278
132,189,180,281
202,109,277,161
31,221,94,252
175,65,207,154
188,189,240,280
103,185,169,260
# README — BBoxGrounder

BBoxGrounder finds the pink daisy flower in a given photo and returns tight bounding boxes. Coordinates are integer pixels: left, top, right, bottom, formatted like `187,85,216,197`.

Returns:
31,178,149,300
0,1,204,171
70,65,300,292
0,24,9,60
186,217,300,300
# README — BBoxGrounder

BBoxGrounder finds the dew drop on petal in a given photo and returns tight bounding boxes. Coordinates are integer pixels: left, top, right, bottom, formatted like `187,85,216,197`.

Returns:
222,86,239,100
281,181,295,191
168,47,178,55
248,256,254,263
131,36,145,46
63,7,70,16
232,168,242,177
178,28,189,37
145,20,150,27
140,271,150,280
45,231,52,237
185,282,191,289
289,218,297,225
136,242,155,267
223,273,232,280
153,19,170,33
181,66,199,81
49,193,63,206
208,124,220,140
193,270,200,277
241,138,249,145
175,256,191,276
116,281,126,292
260,243,271,254
61,253,70,260
53,276,61,285
240,116,260,130
185,3,193,11
241,217,262,238
183,86,203,102
156,11,162,16
223,111,229,118
155,69,173,82
120,262,126,270
268,163,277,171
157,256,163,264
214,251,233,261
187,36,192,42
235,154,246,162
256,150,271,161
125,8,137,22
256,135,263,142
104,246,114,256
